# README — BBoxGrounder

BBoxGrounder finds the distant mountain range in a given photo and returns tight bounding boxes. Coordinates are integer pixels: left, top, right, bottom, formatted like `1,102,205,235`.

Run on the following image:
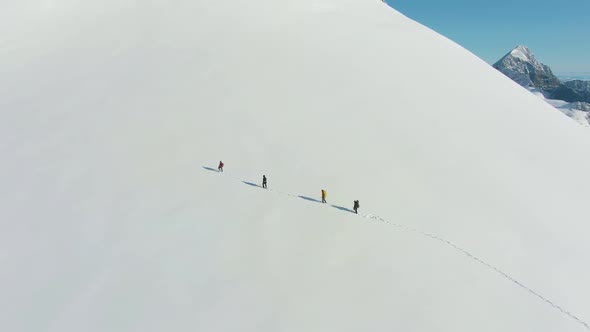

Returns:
493,46,590,104
558,75,590,82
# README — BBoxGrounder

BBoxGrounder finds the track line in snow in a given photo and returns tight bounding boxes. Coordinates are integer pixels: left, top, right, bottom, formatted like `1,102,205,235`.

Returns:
203,166,589,330
359,215,589,330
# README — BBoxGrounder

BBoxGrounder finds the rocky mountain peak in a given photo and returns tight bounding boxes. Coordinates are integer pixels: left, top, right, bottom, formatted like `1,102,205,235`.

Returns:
493,45,561,93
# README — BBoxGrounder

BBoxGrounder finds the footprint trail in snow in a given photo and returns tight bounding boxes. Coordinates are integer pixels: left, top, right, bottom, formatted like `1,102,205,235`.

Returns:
204,166,589,331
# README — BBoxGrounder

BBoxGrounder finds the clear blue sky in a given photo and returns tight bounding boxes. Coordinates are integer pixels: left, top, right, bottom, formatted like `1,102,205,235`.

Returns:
386,0,590,75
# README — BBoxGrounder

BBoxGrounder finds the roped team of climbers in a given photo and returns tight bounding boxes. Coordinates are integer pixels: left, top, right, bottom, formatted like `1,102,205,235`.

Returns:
216,161,359,214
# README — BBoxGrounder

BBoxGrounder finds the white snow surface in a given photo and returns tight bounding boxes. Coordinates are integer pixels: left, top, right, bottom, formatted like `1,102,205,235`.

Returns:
2,0,590,331
528,88,590,126
509,45,534,62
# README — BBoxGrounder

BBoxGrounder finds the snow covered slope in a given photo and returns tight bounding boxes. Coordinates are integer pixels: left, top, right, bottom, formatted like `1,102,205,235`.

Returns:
2,0,590,331
529,88,590,127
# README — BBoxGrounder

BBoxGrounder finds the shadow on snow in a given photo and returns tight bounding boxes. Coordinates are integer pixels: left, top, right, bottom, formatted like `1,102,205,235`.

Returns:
331,205,354,213
202,166,218,172
242,181,260,188
298,195,322,203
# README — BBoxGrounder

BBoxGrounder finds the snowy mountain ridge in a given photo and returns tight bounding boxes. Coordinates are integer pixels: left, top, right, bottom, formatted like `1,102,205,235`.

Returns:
493,45,561,92
2,1,590,331
509,46,529,60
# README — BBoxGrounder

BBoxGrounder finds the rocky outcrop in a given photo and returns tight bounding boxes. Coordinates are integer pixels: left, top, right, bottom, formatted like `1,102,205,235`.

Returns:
562,80,590,102
493,46,561,95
